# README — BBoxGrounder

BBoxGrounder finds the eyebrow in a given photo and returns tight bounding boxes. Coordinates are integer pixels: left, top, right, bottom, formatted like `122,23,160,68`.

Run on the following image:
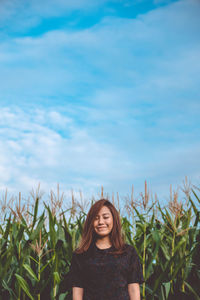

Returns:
96,213,110,216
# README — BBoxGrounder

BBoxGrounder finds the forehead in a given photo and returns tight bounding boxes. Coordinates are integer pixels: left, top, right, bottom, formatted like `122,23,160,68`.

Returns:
97,206,111,215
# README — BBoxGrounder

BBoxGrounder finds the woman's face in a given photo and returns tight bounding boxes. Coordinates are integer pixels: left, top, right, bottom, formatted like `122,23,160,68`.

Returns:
93,206,113,237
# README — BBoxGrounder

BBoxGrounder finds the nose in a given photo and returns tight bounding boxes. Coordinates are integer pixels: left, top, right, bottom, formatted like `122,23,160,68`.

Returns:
98,217,104,225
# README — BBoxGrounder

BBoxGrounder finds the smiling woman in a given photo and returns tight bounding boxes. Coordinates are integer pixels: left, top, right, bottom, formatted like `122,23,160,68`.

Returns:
68,199,144,300
93,206,113,245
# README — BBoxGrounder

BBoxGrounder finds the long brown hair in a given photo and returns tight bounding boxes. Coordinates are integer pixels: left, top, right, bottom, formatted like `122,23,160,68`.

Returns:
75,198,126,255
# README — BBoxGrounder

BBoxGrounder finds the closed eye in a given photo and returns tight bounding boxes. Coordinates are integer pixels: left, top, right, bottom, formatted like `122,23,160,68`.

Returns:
95,216,110,220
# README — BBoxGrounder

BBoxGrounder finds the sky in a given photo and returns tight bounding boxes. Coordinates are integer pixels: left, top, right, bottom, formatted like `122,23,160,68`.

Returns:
0,0,200,206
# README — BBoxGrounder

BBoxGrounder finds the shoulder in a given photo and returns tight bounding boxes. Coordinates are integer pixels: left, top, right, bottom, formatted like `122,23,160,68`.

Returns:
123,243,138,256
124,243,135,250
72,248,90,260
71,249,83,262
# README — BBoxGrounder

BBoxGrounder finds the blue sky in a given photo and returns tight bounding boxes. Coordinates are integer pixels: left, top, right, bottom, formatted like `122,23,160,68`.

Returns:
0,0,200,205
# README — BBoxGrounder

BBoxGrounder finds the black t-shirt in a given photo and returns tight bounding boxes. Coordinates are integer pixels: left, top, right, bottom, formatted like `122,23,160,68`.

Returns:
69,241,144,300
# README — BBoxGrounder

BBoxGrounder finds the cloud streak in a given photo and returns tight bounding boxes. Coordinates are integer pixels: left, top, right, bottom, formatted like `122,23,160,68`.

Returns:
0,107,135,193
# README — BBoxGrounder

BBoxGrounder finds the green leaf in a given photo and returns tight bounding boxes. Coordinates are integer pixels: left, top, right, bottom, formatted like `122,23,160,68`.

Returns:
152,252,179,294
29,255,39,264
16,223,25,242
3,215,11,240
23,263,39,282
15,273,34,300
192,189,200,204
189,196,198,216
40,254,55,273
53,271,60,284
171,250,194,281
44,204,56,248
163,282,170,299
184,281,200,300
32,196,39,229
194,211,200,227
146,230,161,279
173,238,186,254
2,279,17,298
29,212,45,241
133,206,145,223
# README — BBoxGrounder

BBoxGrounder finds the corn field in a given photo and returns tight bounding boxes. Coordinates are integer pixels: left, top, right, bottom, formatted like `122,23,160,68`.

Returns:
0,181,199,300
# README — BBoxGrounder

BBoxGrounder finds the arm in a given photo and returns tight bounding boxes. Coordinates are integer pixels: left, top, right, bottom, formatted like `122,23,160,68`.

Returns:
128,283,140,300
72,287,84,300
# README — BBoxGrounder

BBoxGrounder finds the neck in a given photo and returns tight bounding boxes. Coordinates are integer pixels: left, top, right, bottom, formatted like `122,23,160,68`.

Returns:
95,236,112,248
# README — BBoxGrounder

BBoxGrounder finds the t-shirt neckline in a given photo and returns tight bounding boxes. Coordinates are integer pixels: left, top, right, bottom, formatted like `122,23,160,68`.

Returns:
95,243,113,251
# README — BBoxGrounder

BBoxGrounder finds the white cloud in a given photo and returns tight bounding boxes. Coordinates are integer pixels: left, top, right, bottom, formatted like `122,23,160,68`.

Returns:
0,106,137,195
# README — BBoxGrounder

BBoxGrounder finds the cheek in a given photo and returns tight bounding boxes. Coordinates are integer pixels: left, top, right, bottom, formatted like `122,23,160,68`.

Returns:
111,219,114,228
109,219,113,228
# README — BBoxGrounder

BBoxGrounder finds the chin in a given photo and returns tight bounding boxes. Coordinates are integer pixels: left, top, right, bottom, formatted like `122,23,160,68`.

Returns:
96,232,110,237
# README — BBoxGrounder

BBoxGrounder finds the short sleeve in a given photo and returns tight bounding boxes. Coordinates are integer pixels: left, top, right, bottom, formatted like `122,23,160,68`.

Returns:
68,252,84,288
127,246,144,284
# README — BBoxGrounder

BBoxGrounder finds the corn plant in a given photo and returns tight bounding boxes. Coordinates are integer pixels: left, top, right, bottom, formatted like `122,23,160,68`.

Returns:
0,182,199,300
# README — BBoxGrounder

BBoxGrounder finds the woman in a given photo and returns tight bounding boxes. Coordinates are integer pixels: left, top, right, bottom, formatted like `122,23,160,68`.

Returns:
69,198,144,300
